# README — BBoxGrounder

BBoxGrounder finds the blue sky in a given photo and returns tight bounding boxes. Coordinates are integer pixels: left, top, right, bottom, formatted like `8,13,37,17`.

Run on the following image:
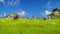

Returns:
0,0,60,18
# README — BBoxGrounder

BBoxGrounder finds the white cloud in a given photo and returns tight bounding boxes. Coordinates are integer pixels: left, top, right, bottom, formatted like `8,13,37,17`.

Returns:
45,1,53,11
0,0,4,2
8,1,12,6
8,0,20,6
17,10,27,17
45,10,51,15
0,0,5,3
13,0,19,6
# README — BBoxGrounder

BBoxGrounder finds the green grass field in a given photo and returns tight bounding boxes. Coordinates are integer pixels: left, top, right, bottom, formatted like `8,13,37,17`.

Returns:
0,18,60,34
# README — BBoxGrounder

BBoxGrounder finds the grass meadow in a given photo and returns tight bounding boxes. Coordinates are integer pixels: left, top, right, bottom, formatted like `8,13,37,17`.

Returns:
0,18,60,34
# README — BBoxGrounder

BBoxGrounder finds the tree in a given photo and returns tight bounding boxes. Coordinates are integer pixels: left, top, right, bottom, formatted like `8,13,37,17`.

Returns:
10,13,18,19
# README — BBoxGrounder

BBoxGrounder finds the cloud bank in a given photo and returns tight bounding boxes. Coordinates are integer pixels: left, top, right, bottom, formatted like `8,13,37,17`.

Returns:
17,10,27,17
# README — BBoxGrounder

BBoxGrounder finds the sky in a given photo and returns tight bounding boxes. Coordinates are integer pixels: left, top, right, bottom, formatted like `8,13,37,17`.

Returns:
0,0,60,18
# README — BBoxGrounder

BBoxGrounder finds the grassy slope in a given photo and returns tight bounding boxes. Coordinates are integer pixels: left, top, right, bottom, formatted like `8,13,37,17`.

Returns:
0,18,60,34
